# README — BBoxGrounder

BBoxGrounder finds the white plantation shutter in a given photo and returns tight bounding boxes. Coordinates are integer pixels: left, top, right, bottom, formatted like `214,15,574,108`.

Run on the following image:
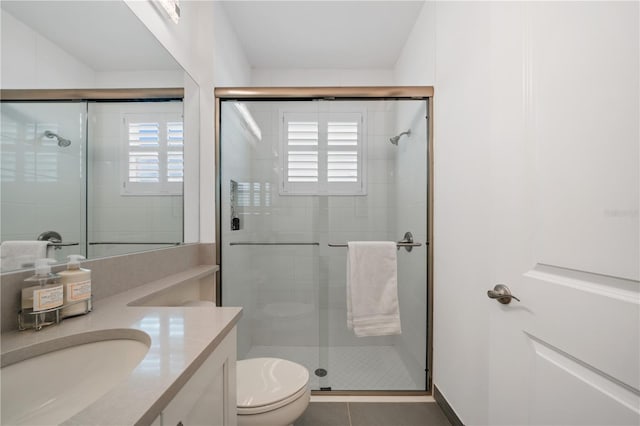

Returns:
128,122,160,183
287,120,318,182
282,111,365,195
166,121,184,183
327,116,360,186
122,113,183,195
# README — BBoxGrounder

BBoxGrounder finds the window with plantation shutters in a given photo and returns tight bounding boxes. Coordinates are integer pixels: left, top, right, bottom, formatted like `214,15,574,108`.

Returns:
121,113,183,196
281,111,366,195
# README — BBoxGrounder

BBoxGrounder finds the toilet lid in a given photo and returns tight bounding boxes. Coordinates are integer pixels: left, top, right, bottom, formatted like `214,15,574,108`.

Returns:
237,358,309,409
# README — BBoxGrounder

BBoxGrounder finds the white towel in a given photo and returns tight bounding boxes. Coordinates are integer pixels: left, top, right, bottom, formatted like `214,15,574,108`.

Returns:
346,241,401,337
0,241,49,271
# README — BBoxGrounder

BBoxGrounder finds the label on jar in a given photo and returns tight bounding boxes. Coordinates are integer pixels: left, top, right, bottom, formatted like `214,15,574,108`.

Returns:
33,286,64,311
67,280,91,302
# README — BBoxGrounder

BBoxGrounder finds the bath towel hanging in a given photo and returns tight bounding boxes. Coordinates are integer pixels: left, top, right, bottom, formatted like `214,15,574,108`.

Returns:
346,241,401,337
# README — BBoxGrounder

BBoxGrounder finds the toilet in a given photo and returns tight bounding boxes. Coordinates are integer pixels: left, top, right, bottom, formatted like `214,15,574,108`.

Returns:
236,357,310,426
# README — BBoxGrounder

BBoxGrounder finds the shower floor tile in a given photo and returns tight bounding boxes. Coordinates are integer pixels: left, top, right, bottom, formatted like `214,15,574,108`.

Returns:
245,345,422,391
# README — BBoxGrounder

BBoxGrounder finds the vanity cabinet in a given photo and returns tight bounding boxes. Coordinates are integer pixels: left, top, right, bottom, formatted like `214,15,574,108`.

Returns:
157,328,237,426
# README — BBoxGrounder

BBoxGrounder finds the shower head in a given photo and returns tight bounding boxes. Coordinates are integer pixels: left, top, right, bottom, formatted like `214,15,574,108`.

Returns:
389,129,411,145
44,130,71,147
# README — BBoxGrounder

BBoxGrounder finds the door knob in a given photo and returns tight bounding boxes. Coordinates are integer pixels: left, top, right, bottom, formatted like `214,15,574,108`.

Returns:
487,284,520,304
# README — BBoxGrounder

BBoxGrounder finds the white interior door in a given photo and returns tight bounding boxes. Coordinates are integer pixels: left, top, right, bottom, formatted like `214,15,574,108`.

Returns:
486,3,639,425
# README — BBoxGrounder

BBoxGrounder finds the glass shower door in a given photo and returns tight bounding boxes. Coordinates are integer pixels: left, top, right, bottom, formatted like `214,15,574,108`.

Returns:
219,98,428,391
220,100,322,383
321,99,428,391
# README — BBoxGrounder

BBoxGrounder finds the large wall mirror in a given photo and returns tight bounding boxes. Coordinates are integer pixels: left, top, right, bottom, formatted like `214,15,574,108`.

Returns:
0,1,199,272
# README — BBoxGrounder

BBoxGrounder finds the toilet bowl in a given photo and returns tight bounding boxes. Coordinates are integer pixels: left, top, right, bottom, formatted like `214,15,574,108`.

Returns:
237,357,310,426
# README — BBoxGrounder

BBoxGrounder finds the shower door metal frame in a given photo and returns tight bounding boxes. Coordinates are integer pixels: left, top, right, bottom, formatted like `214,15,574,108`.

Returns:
0,88,184,101
215,86,434,396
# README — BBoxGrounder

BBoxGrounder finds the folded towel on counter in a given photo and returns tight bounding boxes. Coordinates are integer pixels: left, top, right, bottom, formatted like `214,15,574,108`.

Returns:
346,241,401,337
0,240,49,271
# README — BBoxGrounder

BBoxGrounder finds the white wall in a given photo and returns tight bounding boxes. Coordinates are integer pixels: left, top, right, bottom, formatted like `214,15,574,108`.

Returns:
394,2,435,85
212,3,252,87
1,11,95,89
252,69,393,86
432,4,493,422
94,70,184,88
1,9,184,90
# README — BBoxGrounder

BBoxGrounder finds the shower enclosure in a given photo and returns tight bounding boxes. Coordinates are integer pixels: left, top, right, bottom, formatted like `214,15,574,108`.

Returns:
218,88,431,392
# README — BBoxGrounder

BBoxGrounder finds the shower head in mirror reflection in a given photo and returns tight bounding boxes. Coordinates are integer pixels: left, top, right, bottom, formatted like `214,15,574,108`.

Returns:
389,129,411,145
44,130,71,147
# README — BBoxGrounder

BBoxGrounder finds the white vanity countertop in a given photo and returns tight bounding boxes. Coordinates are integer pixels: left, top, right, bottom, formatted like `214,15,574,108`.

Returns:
0,265,242,426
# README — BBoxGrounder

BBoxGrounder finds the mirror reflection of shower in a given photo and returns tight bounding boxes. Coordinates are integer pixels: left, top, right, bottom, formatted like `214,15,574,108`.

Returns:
389,129,411,145
44,130,71,147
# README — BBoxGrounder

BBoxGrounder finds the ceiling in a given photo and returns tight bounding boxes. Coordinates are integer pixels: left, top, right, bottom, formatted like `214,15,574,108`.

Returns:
220,1,425,69
2,1,424,72
1,1,181,72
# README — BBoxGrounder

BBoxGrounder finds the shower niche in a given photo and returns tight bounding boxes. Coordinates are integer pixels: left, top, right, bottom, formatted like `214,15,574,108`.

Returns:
219,95,430,393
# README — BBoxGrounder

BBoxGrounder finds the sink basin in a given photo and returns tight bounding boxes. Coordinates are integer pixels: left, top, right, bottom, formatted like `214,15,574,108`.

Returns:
1,329,150,425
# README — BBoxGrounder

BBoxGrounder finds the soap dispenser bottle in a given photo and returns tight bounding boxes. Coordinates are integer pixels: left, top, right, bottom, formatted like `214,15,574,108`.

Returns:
59,254,92,318
20,258,63,330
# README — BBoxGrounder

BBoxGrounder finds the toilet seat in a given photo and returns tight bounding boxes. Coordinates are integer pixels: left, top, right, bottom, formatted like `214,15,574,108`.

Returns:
237,358,309,415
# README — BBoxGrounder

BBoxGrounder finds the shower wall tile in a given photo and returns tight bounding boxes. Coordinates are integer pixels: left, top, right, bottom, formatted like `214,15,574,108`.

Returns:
393,100,429,386
87,102,183,248
1,102,85,271
222,100,421,355
368,159,396,184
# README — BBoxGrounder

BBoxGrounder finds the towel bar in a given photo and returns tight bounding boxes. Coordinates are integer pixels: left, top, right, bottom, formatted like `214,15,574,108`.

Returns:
328,232,422,252
328,242,422,248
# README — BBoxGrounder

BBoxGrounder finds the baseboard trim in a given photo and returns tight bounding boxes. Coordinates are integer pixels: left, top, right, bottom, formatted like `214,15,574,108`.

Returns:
433,384,464,426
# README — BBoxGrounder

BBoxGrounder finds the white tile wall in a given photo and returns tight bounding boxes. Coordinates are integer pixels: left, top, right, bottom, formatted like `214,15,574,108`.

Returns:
393,100,428,388
0,102,86,270
87,102,183,259
220,103,258,358
221,99,428,376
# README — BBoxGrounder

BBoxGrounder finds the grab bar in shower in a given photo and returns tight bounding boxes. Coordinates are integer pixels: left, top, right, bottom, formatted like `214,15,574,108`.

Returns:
229,242,320,246
328,232,422,252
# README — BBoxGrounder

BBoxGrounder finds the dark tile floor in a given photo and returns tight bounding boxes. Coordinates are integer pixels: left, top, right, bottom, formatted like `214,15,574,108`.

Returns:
295,402,451,426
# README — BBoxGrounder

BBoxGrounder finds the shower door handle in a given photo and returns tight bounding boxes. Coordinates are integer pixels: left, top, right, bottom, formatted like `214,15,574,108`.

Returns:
487,284,520,304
